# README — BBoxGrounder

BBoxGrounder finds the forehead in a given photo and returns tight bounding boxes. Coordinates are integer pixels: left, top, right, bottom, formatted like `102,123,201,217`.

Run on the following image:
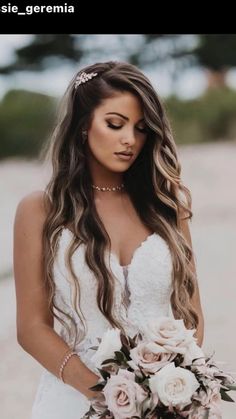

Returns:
94,91,144,119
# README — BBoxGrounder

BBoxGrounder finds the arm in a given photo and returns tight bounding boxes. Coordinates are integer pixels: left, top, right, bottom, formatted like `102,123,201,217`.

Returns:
179,215,205,347
13,191,100,399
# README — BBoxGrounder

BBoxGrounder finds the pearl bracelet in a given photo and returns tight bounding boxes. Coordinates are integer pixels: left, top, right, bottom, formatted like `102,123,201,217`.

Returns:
59,350,78,383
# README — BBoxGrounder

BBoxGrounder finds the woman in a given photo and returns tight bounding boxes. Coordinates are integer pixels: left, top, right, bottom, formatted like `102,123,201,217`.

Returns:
13,61,204,419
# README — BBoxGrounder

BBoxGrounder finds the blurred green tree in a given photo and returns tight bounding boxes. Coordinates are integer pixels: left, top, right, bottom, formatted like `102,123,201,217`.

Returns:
193,34,236,88
0,35,83,74
1,34,236,84
0,89,55,159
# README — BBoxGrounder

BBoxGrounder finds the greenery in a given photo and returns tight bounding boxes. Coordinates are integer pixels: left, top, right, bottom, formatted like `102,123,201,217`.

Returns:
0,87,236,160
1,35,236,75
166,87,236,144
0,89,56,159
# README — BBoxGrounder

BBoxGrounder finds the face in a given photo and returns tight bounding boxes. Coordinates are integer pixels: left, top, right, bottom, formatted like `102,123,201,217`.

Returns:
85,91,148,173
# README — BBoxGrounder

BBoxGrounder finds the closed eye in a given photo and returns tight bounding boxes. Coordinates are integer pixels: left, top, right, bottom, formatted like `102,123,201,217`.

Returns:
107,122,148,133
107,122,122,130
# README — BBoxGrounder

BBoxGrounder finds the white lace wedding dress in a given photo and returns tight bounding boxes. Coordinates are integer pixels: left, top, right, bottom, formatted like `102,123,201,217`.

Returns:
31,228,173,419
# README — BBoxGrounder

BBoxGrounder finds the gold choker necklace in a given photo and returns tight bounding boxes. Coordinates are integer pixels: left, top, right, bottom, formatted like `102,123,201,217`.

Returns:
91,183,125,192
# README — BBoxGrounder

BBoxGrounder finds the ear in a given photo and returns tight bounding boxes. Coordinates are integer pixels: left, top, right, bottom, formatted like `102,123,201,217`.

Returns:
81,130,88,144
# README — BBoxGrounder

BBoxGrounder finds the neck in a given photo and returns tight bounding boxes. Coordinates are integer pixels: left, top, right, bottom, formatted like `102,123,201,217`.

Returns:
88,155,124,188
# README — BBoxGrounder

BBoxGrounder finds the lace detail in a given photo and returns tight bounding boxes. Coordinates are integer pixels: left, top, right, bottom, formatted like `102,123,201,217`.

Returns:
122,265,131,308
30,228,173,418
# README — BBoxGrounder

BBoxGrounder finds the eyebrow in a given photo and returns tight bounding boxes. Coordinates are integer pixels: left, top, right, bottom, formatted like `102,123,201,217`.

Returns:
105,112,144,122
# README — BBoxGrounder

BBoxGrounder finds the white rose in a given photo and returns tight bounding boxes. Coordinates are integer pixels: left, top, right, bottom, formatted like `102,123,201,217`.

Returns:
90,328,122,368
128,341,176,374
142,316,197,355
149,362,200,410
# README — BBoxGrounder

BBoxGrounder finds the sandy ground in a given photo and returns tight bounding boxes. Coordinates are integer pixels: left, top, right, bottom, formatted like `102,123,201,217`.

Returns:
1,141,236,418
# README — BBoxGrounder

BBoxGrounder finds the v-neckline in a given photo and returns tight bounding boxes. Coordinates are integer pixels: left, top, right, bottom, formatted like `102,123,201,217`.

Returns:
61,227,156,270
109,232,156,269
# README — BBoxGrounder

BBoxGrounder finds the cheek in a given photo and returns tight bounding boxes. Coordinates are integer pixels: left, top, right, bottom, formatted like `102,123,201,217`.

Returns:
89,125,116,152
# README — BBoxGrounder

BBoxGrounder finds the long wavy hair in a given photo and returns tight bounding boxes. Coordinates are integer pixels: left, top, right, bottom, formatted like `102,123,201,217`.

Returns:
41,61,199,349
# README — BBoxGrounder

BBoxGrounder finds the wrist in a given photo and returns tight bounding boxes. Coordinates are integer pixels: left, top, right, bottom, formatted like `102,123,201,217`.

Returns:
83,373,101,398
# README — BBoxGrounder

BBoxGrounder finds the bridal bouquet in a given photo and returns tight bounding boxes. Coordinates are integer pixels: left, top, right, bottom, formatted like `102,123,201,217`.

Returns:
82,317,236,419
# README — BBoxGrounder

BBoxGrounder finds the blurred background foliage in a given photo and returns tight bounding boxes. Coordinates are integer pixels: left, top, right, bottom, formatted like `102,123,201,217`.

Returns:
0,34,236,159
166,87,236,144
0,90,55,159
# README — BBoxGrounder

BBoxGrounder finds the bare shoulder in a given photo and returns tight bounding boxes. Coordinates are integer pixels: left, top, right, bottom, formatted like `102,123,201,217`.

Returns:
14,190,49,235
15,189,49,218
14,190,54,339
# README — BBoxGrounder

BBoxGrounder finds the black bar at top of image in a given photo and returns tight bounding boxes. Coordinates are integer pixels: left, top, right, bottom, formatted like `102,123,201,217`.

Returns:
0,1,232,34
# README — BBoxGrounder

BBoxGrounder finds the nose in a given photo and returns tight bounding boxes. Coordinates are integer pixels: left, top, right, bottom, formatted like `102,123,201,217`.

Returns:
120,128,136,147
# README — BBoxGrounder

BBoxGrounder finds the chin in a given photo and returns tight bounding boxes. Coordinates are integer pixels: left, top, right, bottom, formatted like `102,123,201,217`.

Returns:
108,167,128,173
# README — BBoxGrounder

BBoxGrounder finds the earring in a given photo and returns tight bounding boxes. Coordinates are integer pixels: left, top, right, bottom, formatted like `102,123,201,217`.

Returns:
82,130,88,144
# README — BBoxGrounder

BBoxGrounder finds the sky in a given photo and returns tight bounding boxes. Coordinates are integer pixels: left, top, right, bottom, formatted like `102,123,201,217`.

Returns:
1,35,236,101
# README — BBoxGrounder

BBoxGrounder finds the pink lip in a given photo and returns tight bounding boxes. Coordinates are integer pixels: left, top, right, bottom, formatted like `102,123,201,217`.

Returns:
114,153,133,161
115,152,133,156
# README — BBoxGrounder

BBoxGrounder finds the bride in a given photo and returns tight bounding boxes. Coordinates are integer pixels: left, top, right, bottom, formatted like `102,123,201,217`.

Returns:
13,61,204,419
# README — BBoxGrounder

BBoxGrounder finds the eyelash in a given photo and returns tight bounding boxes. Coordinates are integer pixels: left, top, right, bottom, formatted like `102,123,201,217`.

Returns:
107,122,147,134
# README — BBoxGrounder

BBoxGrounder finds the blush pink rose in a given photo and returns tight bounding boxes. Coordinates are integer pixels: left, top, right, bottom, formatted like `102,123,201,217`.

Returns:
128,341,176,374
142,317,197,355
103,369,147,419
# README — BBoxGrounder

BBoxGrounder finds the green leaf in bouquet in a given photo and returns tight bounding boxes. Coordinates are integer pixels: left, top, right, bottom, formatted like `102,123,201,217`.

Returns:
134,373,143,384
225,384,236,391
89,382,106,391
141,378,150,387
138,365,148,379
133,332,143,344
101,358,120,365
81,404,96,418
220,388,235,402
127,333,141,349
97,368,111,381
100,409,113,419
121,344,131,359
173,353,184,367
120,332,130,347
114,350,127,363
134,370,145,381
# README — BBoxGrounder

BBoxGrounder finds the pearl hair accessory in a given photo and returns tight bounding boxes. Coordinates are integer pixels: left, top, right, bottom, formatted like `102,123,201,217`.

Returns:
91,183,125,192
59,350,78,383
75,71,98,88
